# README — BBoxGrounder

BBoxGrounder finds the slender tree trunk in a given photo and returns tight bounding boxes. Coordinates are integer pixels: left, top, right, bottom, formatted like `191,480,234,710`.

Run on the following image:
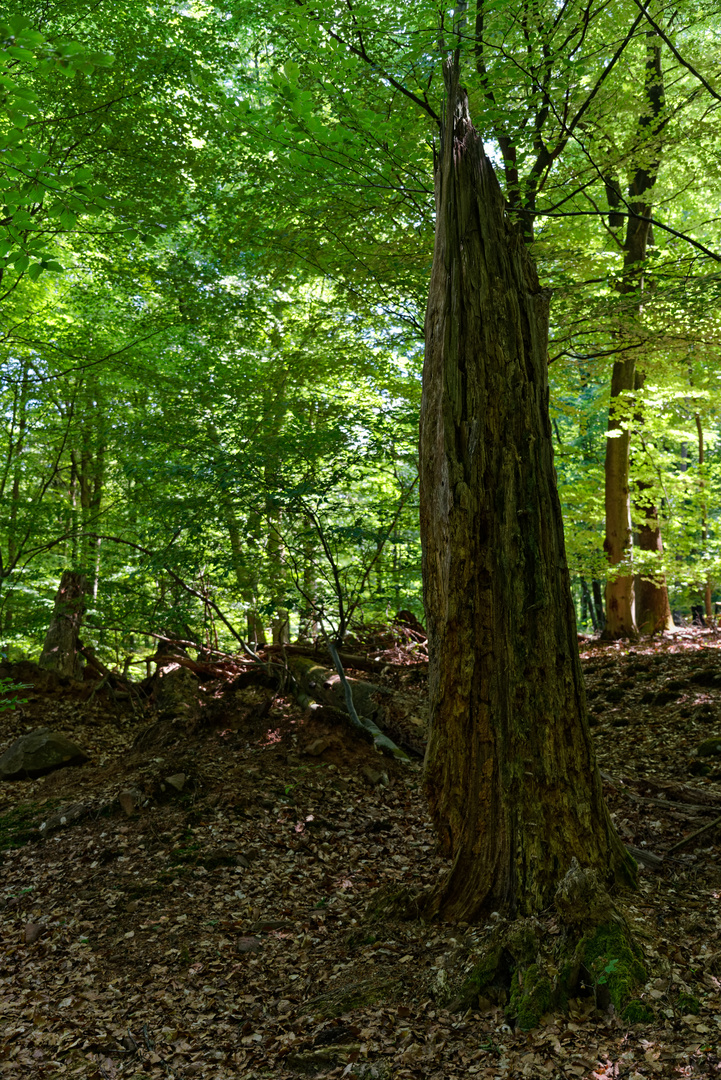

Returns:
633,371,674,635
208,424,267,643
267,511,290,644
225,504,267,645
73,388,106,600
420,59,634,922
695,412,713,622
603,358,637,637
603,34,666,639
591,579,605,632
580,578,598,631
299,519,318,641
4,364,29,632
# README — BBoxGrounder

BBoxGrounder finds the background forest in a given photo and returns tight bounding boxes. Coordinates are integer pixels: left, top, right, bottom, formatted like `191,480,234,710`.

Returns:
1,0,720,662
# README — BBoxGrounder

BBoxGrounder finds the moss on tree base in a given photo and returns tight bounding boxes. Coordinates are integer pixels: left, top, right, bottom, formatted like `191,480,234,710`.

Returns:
580,920,646,1014
450,861,649,1030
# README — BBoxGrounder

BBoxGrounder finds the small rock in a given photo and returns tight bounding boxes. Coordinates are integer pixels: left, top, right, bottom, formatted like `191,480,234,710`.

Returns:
24,923,43,945
361,765,389,787
118,790,142,816
165,773,186,791
697,738,721,758
200,848,237,870
237,936,262,953
305,738,331,756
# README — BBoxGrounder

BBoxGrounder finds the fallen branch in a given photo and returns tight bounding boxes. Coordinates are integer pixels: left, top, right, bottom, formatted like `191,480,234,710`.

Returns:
262,643,427,675
601,771,721,807
625,844,665,869
666,815,721,854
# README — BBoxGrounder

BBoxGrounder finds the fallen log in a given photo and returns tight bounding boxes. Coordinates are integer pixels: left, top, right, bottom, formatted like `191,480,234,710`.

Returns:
262,643,427,675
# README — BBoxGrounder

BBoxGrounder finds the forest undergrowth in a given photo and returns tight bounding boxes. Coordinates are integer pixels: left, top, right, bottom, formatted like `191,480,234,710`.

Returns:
1,629,721,1080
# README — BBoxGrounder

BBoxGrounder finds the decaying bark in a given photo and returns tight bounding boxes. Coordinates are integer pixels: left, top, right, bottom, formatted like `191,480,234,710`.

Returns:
419,59,635,922
38,570,89,680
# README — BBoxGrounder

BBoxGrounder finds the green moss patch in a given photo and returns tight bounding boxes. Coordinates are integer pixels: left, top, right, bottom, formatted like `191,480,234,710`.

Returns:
580,921,646,1013
509,964,553,1030
622,1000,654,1024
0,801,58,852
677,991,701,1015
453,913,648,1030
168,843,200,866
462,944,506,1001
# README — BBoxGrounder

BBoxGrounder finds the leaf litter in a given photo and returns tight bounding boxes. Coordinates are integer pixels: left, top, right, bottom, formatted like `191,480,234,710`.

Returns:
0,628,720,1079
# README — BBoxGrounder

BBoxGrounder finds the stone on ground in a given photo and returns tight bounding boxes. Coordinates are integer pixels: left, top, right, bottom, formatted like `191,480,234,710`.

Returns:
0,727,89,780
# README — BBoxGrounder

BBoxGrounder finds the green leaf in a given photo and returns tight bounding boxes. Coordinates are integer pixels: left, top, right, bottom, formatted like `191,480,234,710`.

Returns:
5,45,36,63
7,110,30,129
89,51,114,67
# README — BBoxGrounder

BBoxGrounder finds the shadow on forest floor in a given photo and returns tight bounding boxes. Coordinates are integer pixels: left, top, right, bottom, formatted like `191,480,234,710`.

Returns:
1,628,720,1079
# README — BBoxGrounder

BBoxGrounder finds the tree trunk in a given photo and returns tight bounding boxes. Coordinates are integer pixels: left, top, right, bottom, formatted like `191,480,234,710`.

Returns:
592,579,605,631
580,578,598,631
692,411,714,623
38,570,89,680
225,503,267,645
635,496,674,635
603,358,637,638
419,59,634,922
602,35,666,639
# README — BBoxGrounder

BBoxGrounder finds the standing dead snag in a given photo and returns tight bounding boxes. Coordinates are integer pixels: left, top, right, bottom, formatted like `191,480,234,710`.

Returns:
419,59,635,922
38,570,89,681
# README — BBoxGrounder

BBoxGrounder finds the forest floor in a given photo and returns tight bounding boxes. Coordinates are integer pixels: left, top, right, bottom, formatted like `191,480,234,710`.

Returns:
1,629,721,1080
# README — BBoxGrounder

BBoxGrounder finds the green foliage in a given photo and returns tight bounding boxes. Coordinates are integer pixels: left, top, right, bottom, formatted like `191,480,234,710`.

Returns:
0,15,114,275
0,676,29,712
0,0,720,658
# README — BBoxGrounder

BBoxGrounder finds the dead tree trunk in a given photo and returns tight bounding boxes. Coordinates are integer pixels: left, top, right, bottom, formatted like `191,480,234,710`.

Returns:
38,570,89,680
419,59,634,922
